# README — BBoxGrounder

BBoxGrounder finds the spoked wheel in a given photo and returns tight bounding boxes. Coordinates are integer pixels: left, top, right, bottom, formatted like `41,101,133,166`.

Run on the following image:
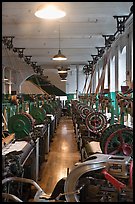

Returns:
8,113,35,139
85,112,107,134
104,127,133,156
100,124,126,152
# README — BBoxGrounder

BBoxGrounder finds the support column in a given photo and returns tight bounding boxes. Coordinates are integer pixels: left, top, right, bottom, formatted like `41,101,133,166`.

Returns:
8,69,12,94
126,33,132,86
115,48,119,118
2,66,6,94
19,84,22,94
115,48,118,92
76,65,79,99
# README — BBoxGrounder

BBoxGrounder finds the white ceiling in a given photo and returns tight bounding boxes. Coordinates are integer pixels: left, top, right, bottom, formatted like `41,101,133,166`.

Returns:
2,2,133,70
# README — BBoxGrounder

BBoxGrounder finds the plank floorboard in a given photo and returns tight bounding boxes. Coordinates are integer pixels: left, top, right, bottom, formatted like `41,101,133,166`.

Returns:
38,116,81,194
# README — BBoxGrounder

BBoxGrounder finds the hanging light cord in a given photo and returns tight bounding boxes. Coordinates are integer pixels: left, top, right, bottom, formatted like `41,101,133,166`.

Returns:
59,23,61,50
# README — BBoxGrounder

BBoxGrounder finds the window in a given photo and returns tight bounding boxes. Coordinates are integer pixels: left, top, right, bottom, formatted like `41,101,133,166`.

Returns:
104,64,108,89
96,65,99,89
131,38,133,81
110,56,115,92
118,46,126,91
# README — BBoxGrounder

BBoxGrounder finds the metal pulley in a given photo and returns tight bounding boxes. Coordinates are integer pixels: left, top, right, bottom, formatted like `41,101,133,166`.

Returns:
75,103,85,115
72,103,85,123
42,103,54,114
77,103,85,111
80,106,93,120
104,127,133,156
51,100,58,110
100,124,126,152
85,111,107,134
29,107,46,124
21,112,35,127
8,113,34,139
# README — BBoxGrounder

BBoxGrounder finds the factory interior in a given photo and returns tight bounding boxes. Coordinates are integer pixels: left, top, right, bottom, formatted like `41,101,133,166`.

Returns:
2,2,133,202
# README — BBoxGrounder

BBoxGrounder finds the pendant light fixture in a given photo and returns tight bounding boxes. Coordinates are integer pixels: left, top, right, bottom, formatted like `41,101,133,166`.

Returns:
58,69,68,81
57,66,70,81
52,24,67,61
35,5,66,20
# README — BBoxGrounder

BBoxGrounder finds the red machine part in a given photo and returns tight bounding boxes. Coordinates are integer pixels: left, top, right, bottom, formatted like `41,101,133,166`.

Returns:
104,128,133,156
101,169,126,191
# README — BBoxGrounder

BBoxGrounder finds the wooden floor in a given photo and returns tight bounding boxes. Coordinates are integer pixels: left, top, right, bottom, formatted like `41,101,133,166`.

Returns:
37,116,81,194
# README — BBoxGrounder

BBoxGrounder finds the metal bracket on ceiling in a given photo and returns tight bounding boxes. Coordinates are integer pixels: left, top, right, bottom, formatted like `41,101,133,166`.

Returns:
31,62,37,67
83,61,94,75
83,65,92,75
91,54,99,64
24,56,32,65
31,62,37,73
95,47,105,58
31,62,44,75
37,66,44,76
88,60,93,67
102,35,115,49
13,47,25,58
2,36,14,50
113,15,129,34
